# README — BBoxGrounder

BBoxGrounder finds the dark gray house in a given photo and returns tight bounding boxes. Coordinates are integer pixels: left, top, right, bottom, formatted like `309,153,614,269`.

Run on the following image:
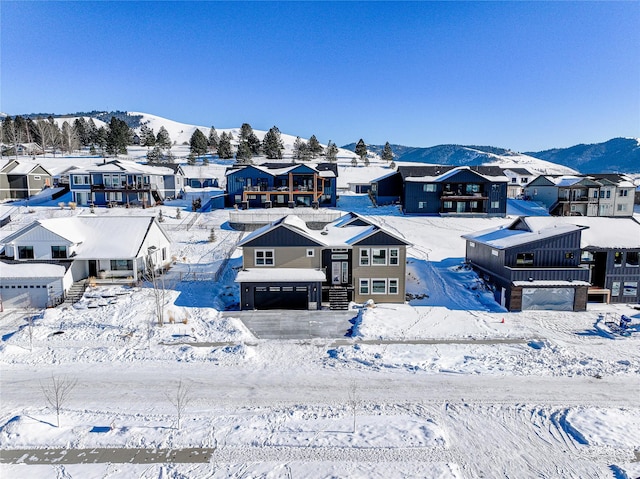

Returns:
370,170,403,205
462,217,591,311
373,165,508,216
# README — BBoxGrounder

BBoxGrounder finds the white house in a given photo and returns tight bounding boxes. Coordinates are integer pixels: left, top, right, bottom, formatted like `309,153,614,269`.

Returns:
1,215,172,285
502,168,536,199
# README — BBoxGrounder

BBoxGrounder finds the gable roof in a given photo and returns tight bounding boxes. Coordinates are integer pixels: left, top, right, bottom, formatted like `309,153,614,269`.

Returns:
226,162,338,179
1,160,52,176
238,212,410,249
1,216,171,259
398,165,507,183
503,167,533,176
70,160,175,176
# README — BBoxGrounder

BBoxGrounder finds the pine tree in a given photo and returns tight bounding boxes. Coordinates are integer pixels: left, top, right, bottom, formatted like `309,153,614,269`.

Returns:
262,126,284,159
355,139,367,162
236,140,252,163
351,157,358,167
382,141,394,163
247,132,261,155
156,126,172,149
147,145,162,162
208,126,219,152
189,129,208,156
239,123,254,141
187,153,196,165
1,116,15,155
217,132,233,159
140,125,156,148
325,141,338,163
292,136,305,161
105,117,131,156
308,135,322,158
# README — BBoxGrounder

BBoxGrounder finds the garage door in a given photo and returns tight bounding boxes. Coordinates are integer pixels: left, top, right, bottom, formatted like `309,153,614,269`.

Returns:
1,287,48,309
254,287,308,310
522,287,574,311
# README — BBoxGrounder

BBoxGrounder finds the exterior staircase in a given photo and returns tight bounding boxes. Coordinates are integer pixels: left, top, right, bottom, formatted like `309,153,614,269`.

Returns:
64,279,87,305
329,287,350,310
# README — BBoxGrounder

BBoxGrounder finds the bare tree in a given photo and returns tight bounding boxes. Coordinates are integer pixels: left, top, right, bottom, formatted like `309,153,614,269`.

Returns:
348,381,358,433
166,379,192,430
41,375,78,427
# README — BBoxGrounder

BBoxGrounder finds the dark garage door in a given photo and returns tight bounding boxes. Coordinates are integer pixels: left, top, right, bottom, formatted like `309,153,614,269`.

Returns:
254,287,308,310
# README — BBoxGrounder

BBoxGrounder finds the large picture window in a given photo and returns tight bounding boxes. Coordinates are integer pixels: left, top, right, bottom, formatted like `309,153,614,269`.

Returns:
371,279,387,294
111,259,133,271
18,246,34,259
255,249,274,266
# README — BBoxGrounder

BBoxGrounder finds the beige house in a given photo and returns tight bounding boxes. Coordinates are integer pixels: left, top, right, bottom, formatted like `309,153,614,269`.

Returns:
236,212,410,310
0,160,52,200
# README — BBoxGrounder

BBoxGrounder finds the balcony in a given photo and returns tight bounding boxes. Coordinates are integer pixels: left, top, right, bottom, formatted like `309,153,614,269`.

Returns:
91,183,151,192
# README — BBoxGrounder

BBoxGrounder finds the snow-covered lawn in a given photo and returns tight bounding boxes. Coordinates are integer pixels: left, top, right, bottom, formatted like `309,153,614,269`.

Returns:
1,190,639,478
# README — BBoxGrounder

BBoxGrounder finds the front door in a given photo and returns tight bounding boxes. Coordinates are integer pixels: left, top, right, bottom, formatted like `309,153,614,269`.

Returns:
89,260,98,277
331,261,349,285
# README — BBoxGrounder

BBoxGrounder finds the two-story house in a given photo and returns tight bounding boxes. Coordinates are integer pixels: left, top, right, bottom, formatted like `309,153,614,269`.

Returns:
462,217,591,311
502,168,536,199
396,165,508,216
235,212,410,310
524,174,635,217
69,160,183,207
0,160,52,200
225,162,338,209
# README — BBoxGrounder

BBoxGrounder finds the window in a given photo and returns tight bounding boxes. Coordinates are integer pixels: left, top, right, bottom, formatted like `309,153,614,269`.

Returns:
492,249,499,257
255,249,274,266
388,279,399,294
619,189,628,197
614,251,623,267
470,201,478,208
617,204,627,212
51,246,67,259
72,175,89,185
359,249,370,266
469,242,475,248
516,253,534,266
423,184,436,192
18,246,34,259
162,248,167,261
611,282,620,296
521,178,528,184
371,279,387,294
418,201,427,209
606,190,611,199
581,251,593,262
594,190,599,198
623,282,637,296
491,201,500,209
465,184,480,194
443,201,453,209
306,249,315,257
626,252,639,267
359,279,369,295
389,248,399,265
511,178,517,183
34,175,41,180
564,252,574,260
599,191,605,198
372,248,387,265
111,259,133,270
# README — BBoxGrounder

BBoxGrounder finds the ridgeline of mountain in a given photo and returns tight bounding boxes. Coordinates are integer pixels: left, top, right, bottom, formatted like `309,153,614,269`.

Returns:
525,138,640,174
342,143,521,166
343,138,640,174
15,110,144,129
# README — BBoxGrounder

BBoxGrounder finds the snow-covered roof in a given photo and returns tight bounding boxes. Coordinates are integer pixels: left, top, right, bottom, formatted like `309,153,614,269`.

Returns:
1,160,51,176
462,217,583,249
0,261,66,279
70,160,175,176
522,216,640,250
180,165,218,179
512,280,591,287
239,212,410,249
235,268,326,283
404,166,509,183
2,216,170,259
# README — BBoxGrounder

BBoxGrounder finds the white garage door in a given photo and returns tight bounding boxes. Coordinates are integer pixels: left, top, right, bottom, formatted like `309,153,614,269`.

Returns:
1,286,49,309
522,287,574,311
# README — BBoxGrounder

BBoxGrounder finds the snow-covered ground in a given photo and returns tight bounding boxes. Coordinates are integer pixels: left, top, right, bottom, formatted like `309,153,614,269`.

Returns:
1,157,640,477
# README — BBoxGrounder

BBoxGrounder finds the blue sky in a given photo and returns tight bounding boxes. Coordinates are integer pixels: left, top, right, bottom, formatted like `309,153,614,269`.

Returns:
1,1,638,151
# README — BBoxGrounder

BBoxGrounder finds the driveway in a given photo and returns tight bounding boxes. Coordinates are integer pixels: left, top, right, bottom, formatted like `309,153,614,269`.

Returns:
221,309,358,339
